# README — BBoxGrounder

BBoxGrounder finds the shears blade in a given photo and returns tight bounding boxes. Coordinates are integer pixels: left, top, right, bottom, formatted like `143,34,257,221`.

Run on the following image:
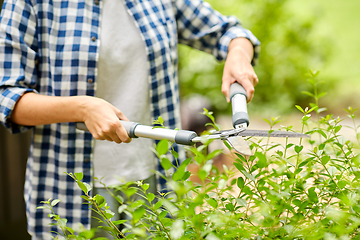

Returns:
236,129,309,138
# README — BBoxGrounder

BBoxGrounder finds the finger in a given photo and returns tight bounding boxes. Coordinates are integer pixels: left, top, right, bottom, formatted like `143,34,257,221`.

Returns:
252,73,259,87
116,124,132,143
108,131,123,144
231,73,256,102
114,108,129,121
221,74,235,102
94,132,113,142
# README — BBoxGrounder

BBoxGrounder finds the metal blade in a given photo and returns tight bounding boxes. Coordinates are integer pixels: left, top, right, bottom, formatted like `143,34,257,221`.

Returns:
236,129,309,138
225,136,252,156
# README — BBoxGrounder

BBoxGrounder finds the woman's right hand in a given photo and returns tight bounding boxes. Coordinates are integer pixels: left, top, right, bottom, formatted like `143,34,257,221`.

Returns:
79,96,132,144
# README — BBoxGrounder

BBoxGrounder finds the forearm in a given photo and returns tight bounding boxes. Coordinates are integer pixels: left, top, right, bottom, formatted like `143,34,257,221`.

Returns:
10,92,88,126
9,92,131,143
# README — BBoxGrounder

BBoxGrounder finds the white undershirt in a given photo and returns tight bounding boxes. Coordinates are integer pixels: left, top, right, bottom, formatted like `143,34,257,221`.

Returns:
93,0,155,187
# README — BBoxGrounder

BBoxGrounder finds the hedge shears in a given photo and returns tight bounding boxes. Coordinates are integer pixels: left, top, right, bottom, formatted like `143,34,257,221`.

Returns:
76,83,308,155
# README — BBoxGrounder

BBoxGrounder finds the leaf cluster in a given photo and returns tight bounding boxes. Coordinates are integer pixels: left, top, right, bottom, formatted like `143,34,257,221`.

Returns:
38,72,360,239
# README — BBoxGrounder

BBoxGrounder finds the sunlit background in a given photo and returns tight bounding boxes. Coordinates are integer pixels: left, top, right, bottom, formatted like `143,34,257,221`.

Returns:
179,0,360,119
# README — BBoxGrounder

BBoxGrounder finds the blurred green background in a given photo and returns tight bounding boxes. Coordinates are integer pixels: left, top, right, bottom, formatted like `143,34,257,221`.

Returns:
178,0,360,118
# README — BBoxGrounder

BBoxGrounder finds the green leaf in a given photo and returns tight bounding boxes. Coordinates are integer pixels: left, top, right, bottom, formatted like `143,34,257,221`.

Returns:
255,152,267,168
241,170,255,182
36,206,50,210
104,209,115,219
172,165,185,181
160,157,173,170
118,204,127,214
159,210,168,220
51,199,61,207
156,140,169,156
338,180,347,189
327,166,337,176
170,220,184,240
321,156,330,165
233,162,245,172
153,116,164,126
95,194,106,208
286,143,294,149
223,140,232,151
206,198,218,209
182,171,191,181
301,91,315,98
180,158,192,168
154,201,163,210
198,169,208,181
295,145,303,153
237,177,245,189
206,232,221,240
77,182,88,194
147,193,155,203
57,218,67,229
171,150,179,159
142,183,150,191
308,187,318,203
225,203,234,211
65,226,75,235
316,129,327,139
317,92,327,99
74,172,83,181
295,105,305,114
236,198,247,207
112,219,127,226
334,125,342,133
206,149,223,160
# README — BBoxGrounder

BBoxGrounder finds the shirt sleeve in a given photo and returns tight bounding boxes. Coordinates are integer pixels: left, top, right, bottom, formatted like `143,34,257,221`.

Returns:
0,0,39,133
174,0,260,65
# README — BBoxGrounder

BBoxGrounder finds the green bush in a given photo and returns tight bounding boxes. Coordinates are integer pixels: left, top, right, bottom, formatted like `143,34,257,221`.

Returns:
179,0,333,115
39,72,360,239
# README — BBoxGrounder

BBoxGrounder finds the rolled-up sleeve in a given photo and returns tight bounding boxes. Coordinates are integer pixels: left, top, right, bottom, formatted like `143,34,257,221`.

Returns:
0,0,39,133
174,0,260,64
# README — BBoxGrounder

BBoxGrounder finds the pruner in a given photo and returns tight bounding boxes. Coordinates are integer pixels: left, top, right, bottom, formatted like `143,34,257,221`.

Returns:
76,83,308,155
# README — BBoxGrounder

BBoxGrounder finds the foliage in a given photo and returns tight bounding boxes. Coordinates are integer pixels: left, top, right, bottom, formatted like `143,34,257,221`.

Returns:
39,72,360,239
178,0,333,115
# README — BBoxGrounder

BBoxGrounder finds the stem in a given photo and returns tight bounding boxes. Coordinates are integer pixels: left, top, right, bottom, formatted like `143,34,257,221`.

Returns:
316,155,344,196
89,196,127,239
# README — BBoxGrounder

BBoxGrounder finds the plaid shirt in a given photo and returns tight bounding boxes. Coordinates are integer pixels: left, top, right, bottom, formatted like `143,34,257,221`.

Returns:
0,0,259,237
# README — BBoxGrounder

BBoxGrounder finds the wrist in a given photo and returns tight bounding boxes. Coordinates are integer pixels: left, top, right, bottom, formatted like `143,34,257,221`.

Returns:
228,38,253,62
71,95,93,123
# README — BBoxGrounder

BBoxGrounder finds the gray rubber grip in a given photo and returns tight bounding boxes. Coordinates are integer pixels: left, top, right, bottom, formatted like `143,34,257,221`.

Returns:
230,82,247,99
75,122,88,131
232,112,249,128
230,83,250,128
119,120,139,138
175,130,198,145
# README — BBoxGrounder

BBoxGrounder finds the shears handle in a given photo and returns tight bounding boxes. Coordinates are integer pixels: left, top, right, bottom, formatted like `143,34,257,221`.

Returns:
230,83,249,128
75,121,198,145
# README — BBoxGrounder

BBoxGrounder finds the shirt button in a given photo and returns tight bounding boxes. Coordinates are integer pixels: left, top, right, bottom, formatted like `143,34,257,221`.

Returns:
91,36,96,42
84,158,90,163
87,78,93,84
94,0,99,5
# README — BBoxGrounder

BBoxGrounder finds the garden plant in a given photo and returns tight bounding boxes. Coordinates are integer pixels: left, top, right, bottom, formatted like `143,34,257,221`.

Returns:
39,71,360,239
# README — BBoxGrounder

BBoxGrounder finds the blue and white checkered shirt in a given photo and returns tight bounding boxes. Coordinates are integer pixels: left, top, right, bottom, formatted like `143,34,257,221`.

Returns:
0,0,259,237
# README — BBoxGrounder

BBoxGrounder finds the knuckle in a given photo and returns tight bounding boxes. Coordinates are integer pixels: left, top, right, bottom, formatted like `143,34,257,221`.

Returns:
93,133,103,140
